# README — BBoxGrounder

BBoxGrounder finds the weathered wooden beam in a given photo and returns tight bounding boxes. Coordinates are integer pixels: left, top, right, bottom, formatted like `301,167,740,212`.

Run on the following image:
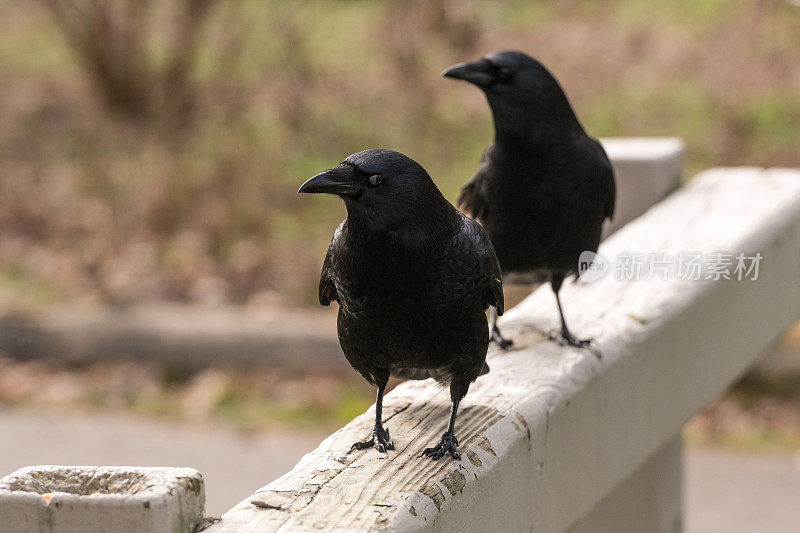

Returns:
207,167,800,532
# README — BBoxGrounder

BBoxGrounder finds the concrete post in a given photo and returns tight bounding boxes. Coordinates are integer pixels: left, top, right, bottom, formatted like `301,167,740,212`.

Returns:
0,466,205,533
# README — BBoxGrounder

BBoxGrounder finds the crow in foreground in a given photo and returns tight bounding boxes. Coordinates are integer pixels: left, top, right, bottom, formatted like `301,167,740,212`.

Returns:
443,50,615,348
298,149,504,460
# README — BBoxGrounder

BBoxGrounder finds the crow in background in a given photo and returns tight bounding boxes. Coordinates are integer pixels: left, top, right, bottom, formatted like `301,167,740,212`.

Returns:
443,50,615,348
299,149,504,460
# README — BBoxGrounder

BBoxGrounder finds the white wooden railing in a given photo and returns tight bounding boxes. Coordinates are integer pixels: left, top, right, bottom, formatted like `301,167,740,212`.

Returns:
206,166,800,533
7,140,800,533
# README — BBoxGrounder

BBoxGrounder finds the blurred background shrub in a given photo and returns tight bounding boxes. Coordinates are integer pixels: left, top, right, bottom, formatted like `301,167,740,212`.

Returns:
0,0,798,309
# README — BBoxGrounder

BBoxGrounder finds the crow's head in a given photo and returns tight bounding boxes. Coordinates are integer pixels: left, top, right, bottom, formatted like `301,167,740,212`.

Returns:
443,50,579,134
299,149,451,233
443,50,559,100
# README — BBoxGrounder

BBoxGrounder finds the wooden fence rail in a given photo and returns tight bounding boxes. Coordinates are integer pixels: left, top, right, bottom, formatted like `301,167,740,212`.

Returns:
207,167,800,532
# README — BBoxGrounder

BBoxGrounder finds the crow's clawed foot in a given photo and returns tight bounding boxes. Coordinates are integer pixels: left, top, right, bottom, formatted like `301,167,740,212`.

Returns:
491,329,514,350
350,425,394,453
549,329,591,348
421,432,460,460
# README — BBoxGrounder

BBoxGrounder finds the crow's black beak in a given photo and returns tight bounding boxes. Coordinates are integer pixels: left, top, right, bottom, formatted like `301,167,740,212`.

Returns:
298,165,360,196
442,59,494,87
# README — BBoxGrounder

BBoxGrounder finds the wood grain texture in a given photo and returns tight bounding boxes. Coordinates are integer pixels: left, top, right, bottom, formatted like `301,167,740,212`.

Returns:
208,168,800,533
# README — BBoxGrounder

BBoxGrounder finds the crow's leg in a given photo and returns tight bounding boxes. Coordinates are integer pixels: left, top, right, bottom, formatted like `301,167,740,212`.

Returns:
350,369,394,453
550,274,591,348
422,376,469,460
489,306,513,350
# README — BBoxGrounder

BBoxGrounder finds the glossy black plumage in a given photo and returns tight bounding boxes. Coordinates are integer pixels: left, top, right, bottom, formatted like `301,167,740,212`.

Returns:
300,149,503,460
444,50,616,347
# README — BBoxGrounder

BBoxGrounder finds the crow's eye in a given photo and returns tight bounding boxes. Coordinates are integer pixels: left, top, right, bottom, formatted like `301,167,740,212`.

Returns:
369,174,386,186
497,67,514,80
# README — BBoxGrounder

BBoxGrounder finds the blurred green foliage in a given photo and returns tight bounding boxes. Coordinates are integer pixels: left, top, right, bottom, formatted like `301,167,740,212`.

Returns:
0,0,798,307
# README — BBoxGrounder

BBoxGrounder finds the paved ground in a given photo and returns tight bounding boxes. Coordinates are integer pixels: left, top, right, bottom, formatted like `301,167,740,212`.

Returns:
0,408,327,516
685,450,800,533
1,408,799,529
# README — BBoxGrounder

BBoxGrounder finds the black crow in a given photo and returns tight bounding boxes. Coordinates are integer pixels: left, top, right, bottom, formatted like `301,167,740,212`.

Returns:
443,50,615,348
298,149,504,460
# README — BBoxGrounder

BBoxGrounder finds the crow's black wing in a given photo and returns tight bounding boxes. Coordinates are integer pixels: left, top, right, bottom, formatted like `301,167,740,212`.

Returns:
585,136,616,222
482,225,505,316
318,244,337,306
457,145,493,222
318,222,343,306
603,160,616,222
458,216,504,316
